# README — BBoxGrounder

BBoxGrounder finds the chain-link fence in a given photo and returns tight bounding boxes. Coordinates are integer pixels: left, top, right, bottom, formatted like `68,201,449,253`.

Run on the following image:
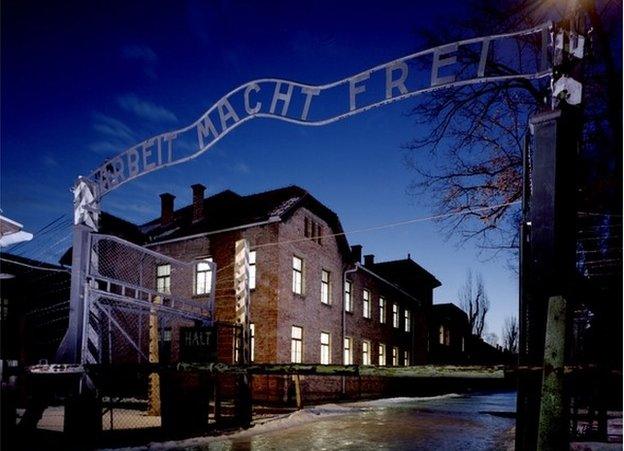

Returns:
85,233,215,366
79,234,220,432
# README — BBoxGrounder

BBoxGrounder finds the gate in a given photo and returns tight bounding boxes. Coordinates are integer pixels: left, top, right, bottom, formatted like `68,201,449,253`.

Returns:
83,233,215,366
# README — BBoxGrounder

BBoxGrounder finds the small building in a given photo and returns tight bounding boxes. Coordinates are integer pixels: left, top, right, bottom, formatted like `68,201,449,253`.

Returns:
429,303,470,364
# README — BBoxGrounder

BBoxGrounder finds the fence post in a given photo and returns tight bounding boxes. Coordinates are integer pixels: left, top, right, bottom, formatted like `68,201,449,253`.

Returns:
148,296,161,416
537,295,568,450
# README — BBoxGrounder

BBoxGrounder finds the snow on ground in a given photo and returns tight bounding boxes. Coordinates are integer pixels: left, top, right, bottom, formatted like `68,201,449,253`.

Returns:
103,394,466,451
343,393,463,407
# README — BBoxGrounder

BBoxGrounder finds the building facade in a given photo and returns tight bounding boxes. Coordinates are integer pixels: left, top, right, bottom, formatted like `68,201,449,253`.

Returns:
101,185,442,401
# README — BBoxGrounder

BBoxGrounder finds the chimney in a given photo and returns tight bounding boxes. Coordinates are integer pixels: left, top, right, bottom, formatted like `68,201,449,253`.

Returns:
351,245,362,263
160,193,175,227
363,254,375,267
191,184,206,222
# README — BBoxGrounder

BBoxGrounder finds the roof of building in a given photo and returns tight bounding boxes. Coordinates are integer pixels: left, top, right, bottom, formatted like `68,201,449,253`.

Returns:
432,302,468,321
141,185,352,256
369,257,442,289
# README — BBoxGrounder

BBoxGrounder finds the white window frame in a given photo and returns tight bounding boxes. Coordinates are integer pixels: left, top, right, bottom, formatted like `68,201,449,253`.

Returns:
250,323,255,362
363,289,371,318
156,264,171,294
249,251,256,290
321,270,331,304
362,340,371,366
291,326,303,363
320,331,331,364
392,346,398,366
194,258,213,295
292,256,303,294
379,297,386,324
378,343,386,366
404,309,411,332
344,336,353,365
392,303,399,328
344,281,353,312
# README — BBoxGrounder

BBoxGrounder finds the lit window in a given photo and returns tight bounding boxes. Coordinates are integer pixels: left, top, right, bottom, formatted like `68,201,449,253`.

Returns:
439,325,445,344
392,347,398,366
362,340,371,365
320,332,331,364
392,303,399,328
156,264,171,294
194,258,213,295
439,325,450,345
249,251,256,290
344,281,352,312
291,326,303,363
292,256,303,294
379,297,386,324
404,309,411,332
403,350,409,366
461,336,465,352
160,327,172,342
378,343,386,366
250,323,255,362
363,289,371,318
321,270,331,304
344,337,353,364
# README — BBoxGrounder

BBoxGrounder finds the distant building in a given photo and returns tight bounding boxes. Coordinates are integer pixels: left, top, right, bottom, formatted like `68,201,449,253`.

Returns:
429,303,470,364
430,302,509,365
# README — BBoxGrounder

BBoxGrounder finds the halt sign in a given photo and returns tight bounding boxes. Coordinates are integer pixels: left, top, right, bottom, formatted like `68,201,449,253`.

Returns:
179,327,217,362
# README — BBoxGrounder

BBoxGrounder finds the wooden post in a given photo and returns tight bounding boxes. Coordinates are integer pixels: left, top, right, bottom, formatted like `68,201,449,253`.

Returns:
294,374,303,409
147,296,161,416
537,295,568,451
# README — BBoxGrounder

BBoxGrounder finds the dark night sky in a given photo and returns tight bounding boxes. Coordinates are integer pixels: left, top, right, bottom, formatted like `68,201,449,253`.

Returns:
2,0,535,339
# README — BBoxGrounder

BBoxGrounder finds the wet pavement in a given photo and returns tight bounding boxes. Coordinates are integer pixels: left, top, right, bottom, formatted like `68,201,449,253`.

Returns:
196,392,516,450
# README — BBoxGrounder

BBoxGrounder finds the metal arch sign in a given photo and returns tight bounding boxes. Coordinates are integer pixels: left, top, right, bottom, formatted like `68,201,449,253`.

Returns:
88,23,552,197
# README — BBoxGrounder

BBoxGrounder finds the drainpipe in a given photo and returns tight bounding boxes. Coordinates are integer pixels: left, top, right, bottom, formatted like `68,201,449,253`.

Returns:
342,265,358,396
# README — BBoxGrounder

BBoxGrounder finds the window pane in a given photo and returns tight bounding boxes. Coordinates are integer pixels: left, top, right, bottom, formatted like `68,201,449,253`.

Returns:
344,337,352,365
250,323,255,362
292,326,302,339
344,281,352,312
320,332,330,364
379,297,386,323
321,270,330,304
249,251,256,289
157,264,170,276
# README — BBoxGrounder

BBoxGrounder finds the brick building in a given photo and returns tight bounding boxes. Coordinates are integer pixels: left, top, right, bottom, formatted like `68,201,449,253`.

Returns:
97,185,442,401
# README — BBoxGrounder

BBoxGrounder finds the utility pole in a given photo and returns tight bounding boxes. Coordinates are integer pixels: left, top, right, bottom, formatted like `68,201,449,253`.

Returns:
517,12,585,450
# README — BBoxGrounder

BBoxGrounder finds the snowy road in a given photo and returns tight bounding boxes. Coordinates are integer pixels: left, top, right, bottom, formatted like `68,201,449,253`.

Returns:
144,391,516,451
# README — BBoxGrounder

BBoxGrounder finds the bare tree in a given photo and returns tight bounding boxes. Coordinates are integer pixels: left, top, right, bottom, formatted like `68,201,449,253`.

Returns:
484,332,499,348
502,316,519,353
404,0,621,252
459,270,490,338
